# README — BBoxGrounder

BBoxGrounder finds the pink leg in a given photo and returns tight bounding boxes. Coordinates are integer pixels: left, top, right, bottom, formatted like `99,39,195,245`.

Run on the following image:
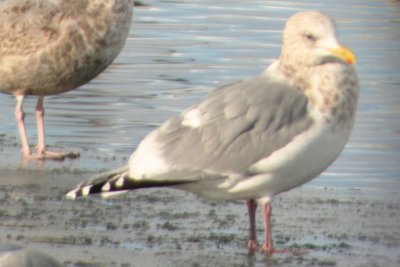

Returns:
34,96,80,160
260,202,292,255
247,199,259,251
14,96,79,161
15,95,31,158
35,96,46,155
261,202,275,255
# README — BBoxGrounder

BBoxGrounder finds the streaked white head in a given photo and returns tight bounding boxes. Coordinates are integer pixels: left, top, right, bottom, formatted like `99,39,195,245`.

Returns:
280,11,355,68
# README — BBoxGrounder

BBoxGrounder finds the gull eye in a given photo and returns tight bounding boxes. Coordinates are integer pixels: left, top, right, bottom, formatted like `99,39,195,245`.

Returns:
304,33,316,41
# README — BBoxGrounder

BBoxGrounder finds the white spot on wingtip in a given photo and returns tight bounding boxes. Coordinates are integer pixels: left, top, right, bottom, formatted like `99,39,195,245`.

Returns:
66,190,77,200
115,177,125,188
82,185,92,196
102,183,111,192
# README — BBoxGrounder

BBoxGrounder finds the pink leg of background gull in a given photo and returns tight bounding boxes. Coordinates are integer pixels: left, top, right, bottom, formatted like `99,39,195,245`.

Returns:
14,95,79,160
15,95,30,158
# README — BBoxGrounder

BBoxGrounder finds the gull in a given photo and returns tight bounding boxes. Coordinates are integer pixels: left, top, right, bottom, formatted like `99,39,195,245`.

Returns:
67,11,358,255
0,0,133,160
0,243,62,267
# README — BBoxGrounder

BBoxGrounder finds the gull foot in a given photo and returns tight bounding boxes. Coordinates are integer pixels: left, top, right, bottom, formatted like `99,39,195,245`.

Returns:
260,244,292,256
247,239,260,253
26,150,80,161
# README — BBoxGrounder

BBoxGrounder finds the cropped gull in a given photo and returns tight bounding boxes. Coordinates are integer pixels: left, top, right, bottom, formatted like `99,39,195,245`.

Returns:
67,11,358,255
0,0,133,160
0,243,61,267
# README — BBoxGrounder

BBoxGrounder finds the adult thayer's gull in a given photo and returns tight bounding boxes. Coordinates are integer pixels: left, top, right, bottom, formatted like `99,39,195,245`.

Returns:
0,0,133,160
67,11,358,255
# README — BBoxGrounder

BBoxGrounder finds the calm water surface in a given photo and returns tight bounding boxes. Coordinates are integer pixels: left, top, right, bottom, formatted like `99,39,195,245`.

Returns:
0,0,399,193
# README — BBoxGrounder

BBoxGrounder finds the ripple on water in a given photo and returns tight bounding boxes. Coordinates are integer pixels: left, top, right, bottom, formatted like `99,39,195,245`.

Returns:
0,0,399,192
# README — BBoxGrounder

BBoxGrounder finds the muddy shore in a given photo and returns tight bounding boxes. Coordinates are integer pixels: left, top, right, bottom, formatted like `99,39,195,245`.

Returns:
0,157,399,267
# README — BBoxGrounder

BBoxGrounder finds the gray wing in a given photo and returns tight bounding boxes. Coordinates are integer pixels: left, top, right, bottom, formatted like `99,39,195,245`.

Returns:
133,74,313,179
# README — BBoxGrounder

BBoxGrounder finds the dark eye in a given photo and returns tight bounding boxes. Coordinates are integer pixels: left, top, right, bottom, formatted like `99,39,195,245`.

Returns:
304,33,316,41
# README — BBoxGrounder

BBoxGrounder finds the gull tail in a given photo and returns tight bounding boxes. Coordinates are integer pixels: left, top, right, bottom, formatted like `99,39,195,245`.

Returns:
66,166,191,200
66,166,130,199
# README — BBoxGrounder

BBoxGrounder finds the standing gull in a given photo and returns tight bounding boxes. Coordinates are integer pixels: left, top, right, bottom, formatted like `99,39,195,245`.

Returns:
0,0,133,160
67,11,358,255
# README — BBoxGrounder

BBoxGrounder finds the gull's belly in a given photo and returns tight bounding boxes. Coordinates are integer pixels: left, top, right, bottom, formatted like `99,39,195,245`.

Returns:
225,122,354,200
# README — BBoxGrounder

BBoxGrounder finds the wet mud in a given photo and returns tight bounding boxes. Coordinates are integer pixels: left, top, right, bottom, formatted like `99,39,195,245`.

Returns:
0,164,399,267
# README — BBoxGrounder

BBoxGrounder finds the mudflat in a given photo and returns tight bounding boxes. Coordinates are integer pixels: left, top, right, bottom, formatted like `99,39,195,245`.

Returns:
0,164,398,267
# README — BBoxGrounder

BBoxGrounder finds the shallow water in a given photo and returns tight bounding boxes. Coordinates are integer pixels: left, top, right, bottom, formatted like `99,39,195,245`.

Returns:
3,0,397,192
0,1,399,266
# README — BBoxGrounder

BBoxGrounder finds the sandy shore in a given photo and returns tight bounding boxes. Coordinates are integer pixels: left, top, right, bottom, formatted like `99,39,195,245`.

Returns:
0,162,399,267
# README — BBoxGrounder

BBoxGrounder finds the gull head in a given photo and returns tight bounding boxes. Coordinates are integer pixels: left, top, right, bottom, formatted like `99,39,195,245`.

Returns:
280,11,356,67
